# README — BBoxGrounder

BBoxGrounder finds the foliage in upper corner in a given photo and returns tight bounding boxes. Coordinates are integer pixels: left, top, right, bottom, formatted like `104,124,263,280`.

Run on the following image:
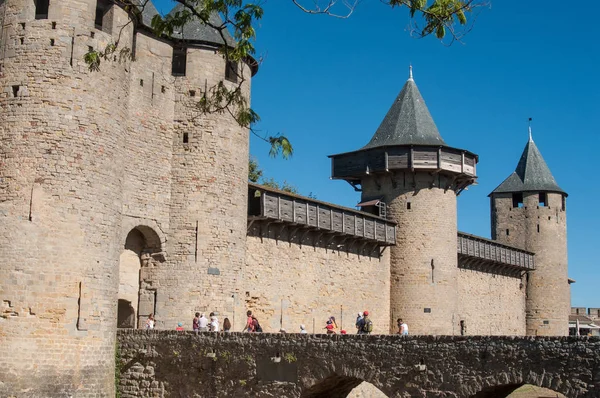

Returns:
84,0,485,158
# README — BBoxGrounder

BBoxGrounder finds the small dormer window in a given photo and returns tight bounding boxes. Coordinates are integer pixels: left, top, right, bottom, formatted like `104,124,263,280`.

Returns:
512,193,523,208
172,47,187,76
356,198,387,218
225,60,238,83
538,192,547,207
35,0,50,19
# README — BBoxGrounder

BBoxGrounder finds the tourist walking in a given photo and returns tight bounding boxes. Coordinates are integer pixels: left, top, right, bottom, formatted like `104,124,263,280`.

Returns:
176,322,184,331
329,316,339,332
300,324,308,334
145,314,155,330
360,310,373,334
355,312,363,334
398,318,408,335
251,315,263,332
198,313,209,332
324,319,336,334
245,310,254,332
223,317,231,332
210,313,219,332
193,312,200,331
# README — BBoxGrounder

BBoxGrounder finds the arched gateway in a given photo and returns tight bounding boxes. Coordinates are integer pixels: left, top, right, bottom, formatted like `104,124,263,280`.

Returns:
117,332,600,397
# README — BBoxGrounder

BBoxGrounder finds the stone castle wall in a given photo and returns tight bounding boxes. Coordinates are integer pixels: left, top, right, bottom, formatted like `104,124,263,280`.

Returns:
492,192,569,336
0,0,137,396
0,0,252,396
245,227,391,334
457,269,526,335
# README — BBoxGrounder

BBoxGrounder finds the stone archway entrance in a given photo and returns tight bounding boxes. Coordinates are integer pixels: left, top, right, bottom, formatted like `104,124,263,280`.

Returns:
117,226,163,328
302,375,388,398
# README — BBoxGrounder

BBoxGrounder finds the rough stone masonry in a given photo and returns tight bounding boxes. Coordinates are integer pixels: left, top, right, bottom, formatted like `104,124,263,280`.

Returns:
117,331,600,398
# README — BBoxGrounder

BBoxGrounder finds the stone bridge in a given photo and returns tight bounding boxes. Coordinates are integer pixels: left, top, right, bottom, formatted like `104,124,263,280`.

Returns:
117,331,600,397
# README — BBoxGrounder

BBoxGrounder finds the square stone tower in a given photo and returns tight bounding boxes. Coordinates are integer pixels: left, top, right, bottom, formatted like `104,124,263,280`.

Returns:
489,129,569,336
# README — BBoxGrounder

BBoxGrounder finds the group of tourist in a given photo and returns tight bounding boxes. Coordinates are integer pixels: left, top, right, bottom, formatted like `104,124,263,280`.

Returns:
192,312,232,332
144,309,409,335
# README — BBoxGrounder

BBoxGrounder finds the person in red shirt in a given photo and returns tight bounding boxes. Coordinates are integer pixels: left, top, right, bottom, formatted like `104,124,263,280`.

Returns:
245,310,254,332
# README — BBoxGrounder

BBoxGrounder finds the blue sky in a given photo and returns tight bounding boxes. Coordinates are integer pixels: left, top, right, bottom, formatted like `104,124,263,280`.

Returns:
154,1,600,307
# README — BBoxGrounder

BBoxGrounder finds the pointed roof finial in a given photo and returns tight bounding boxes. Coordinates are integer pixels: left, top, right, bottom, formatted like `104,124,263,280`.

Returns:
408,64,413,81
528,117,533,142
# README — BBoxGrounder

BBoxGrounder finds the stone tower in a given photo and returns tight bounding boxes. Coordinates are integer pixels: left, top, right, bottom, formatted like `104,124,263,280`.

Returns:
0,0,254,396
0,0,134,396
330,68,478,335
490,129,569,336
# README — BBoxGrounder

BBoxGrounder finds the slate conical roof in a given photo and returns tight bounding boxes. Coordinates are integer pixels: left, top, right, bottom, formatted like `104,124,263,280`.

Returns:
363,68,446,149
491,134,566,196
167,4,235,46
130,0,161,27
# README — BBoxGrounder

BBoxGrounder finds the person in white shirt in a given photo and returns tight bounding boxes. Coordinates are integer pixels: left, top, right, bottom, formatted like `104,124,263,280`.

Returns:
210,313,219,332
397,318,409,335
300,324,308,334
198,313,209,332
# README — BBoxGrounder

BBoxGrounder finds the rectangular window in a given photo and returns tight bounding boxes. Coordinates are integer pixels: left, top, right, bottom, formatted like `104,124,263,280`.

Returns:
538,192,547,207
561,196,566,211
35,0,50,20
95,0,111,32
512,193,523,208
172,47,187,76
225,60,238,83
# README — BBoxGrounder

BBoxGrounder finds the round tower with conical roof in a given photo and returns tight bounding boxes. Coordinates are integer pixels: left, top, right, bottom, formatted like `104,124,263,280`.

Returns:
489,129,569,336
330,68,478,335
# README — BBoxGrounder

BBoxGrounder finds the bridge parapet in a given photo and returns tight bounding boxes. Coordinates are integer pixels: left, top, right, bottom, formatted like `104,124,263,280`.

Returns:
117,330,600,398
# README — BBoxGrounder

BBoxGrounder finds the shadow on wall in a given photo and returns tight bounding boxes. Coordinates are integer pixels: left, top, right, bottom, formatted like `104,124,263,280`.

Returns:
301,375,388,398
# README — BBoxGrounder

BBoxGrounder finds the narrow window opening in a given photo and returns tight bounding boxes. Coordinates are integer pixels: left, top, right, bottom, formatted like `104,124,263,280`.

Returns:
139,79,143,87
460,320,466,336
161,85,166,94
407,202,411,210
548,216,551,221
538,192,547,207
95,0,111,32
20,23,25,30
189,89,196,97
506,229,510,236
90,31,95,38
183,132,189,144
19,37,24,45
12,85,19,97
512,192,523,208
50,38,54,46
88,45,93,53
35,0,50,20
430,259,435,284
52,22,56,29
172,47,187,76
561,196,566,211
225,60,238,83
537,224,540,233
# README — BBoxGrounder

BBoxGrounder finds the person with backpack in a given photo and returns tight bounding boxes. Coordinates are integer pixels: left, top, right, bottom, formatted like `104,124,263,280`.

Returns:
361,310,373,334
251,315,263,333
355,312,363,334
